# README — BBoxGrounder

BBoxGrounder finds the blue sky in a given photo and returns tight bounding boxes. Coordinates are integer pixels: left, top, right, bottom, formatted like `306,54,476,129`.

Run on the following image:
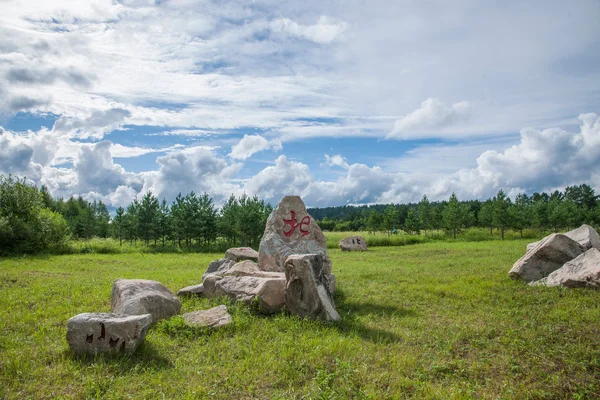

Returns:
1,0,599,208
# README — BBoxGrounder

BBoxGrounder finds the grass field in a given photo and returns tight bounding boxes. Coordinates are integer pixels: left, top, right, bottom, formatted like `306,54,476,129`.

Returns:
1,240,599,399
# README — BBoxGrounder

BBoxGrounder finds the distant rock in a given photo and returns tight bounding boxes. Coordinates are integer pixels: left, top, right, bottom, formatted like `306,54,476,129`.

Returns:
533,248,600,288
509,234,584,282
66,312,152,355
183,305,233,329
225,247,259,262
258,195,335,293
526,224,600,252
339,235,367,251
177,283,204,297
111,279,181,323
284,254,340,322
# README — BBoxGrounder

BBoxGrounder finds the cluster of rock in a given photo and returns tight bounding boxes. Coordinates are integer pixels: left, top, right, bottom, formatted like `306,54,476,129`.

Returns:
179,195,341,322
339,235,367,251
509,224,600,288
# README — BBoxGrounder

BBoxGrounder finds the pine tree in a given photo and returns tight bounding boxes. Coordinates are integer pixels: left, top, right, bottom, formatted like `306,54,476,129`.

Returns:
404,209,421,235
417,195,432,234
443,193,467,239
493,189,511,240
509,193,531,238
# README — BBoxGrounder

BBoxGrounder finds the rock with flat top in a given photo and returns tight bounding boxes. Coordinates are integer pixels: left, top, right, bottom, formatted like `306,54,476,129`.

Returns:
111,279,181,323
225,247,259,262
510,234,584,282
177,283,204,297
258,195,335,293
284,254,340,322
339,235,367,251
526,224,600,252
66,312,152,355
224,260,284,278
183,305,232,328
533,248,600,288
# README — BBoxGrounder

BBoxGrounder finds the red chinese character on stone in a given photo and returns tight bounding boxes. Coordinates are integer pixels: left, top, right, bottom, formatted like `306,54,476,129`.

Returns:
283,210,310,237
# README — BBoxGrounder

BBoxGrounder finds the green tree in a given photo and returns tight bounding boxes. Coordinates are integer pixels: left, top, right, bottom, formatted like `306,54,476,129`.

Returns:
218,195,239,245
478,201,494,234
404,208,421,235
112,207,125,245
493,189,512,240
138,191,160,245
443,193,468,239
382,204,399,235
417,195,433,234
509,193,531,238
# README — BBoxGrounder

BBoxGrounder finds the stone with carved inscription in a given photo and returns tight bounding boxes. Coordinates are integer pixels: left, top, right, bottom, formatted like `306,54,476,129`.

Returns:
66,312,152,355
258,195,335,293
111,279,181,324
339,235,367,251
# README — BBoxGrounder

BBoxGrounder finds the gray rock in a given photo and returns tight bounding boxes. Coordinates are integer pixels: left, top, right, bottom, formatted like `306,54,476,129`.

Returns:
225,247,259,262
533,248,600,288
177,283,204,297
66,312,152,355
224,260,284,278
203,273,285,314
509,234,584,282
284,254,340,322
183,305,233,328
258,195,335,292
111,279,181,323
203,258,236,279
526,224,600,252
339,235,367,251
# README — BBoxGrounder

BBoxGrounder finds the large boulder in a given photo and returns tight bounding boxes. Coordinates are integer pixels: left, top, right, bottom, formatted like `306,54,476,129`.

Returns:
533,248,600,288
339,235,367,251
225,247,259,262
526,224,600,252
111,279,181,323
509,234,584,282
284,254,340,322
203,258,236,279
66,312,152,355
183,305,233,329
258,195,335,292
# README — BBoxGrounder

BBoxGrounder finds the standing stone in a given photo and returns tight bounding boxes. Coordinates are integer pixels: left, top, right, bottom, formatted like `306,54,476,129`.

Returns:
533,248,600,288
225,247,259,262
339,235,367,251
111,279,181,324
509,234,584,282
258,195,335,292
183,305,233,328
284,254,340,322
66,313,152,355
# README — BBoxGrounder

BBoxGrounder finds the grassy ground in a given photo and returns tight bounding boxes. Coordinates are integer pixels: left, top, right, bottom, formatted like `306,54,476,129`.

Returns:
1,240,599,399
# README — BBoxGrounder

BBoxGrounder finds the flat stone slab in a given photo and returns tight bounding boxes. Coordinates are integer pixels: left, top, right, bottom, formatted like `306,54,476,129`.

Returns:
339,235,367,251
224,260,284,278
111,279,181,324
533,248,600,288
66,313,152,355
183,305,233,328
225,247,259,262
177,283,204,296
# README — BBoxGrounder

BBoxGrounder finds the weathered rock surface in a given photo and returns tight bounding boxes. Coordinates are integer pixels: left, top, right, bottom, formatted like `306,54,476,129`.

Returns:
183,305,233,328
284,254,340,322
225,247,259,262
533,248,600,288
177,283,204,297
203,258,236,279
526,224,600,252
111,279,181,323
66,312,152,355
203,273,286,314
224,260,284,278
339,235,367,251
510,234,584,282
258,195,335,293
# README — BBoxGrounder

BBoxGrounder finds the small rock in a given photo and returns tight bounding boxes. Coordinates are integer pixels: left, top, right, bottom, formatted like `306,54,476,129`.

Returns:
66,313,152,355
177,283,204,296
533,248,600,288
111,279,181,324
183,305,232,328
203,258,236,279
284,254,340,322
339,235,367,251
509,234,584,282
225,247,259,262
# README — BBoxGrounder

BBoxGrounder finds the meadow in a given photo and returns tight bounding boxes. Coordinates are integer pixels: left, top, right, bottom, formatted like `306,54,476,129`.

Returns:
1,239,599,399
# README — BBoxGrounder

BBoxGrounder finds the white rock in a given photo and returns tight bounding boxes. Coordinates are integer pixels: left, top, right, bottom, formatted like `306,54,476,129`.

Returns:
509,234,584,282
339,235,367,251
111,279,181,323
66,313,152,355
533,248,600,288
526,224,600,252
225,247,259,262
183,305,233,328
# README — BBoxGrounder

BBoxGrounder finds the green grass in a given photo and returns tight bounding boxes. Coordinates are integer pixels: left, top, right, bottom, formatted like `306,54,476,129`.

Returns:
1,241,599,399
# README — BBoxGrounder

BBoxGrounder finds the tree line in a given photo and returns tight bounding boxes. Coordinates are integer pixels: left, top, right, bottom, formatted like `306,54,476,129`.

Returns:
309,184,600,238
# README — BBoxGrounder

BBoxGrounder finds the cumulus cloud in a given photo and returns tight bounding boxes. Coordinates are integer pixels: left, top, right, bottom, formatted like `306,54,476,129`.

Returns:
229,134,282,160
270,16,348,44
0,130,41,179
52,108,131,139
323,154,349,169
387,98,472,139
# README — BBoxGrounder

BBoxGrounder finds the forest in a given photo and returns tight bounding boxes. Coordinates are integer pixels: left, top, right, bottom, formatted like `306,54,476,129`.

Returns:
1,173,599,255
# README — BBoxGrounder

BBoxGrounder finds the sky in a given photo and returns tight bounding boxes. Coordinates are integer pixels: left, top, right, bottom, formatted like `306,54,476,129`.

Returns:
1,0,600,209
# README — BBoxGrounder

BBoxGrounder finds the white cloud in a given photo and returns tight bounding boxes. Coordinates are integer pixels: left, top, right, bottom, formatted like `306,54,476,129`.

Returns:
229,134,282,160
387,98,472,139
270,16,349,44
323,154,349,169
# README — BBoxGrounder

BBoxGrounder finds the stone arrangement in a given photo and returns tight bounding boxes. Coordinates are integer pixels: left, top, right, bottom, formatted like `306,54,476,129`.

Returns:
339,235,367,251
111,279,182,324
509,224,600,288
179,195,341,322
183,305,233,328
